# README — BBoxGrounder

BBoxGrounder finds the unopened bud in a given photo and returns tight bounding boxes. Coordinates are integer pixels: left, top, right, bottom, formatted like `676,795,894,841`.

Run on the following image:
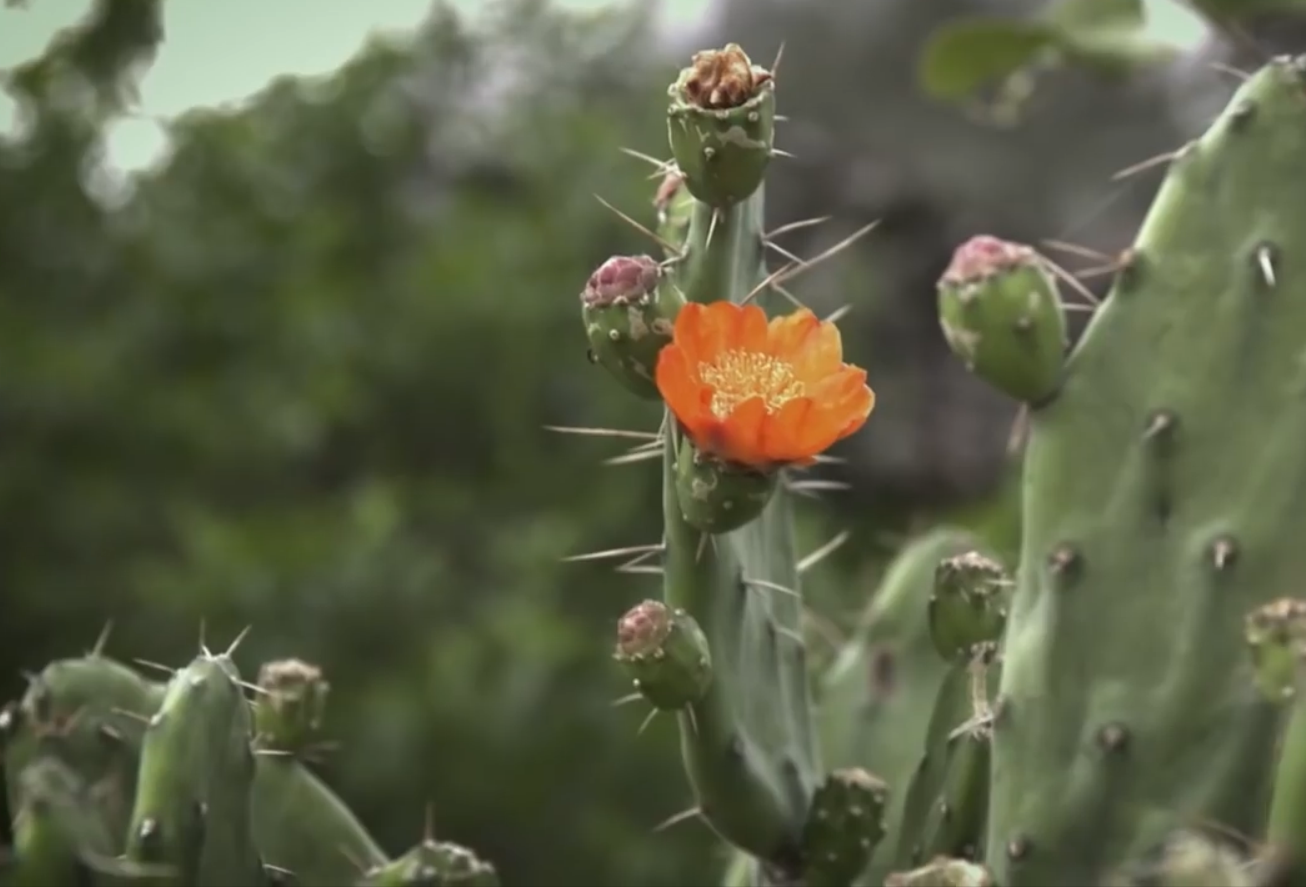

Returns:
929,551,1010,661
937,236,1066,403
675,440,778,534
254,658,330,753
1245,598,1306,702
614,600,712,710
581,255,684,400
666,43,776,208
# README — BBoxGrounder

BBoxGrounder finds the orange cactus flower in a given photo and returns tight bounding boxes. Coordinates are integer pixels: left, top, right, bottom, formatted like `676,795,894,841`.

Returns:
655,301,875,469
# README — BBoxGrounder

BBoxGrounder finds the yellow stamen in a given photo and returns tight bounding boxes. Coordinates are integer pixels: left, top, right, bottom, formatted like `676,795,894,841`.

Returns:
698,350,804,419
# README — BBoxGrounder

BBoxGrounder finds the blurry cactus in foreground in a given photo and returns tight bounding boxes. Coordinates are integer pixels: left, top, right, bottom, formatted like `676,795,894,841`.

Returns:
567,43,1306,887
0,638,497,886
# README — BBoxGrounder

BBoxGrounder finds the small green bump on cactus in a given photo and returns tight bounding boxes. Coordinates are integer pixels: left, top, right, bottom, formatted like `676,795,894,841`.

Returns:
1245,598,1306,702
357,839,499,886
936,234,1066,403
666,43,775,208
674,438,778,534
885,857,995,887
253,658,330,754
797,768,888,887
655,171,695,256
928,551,1010,662
614,600,712,710
580,254,685,400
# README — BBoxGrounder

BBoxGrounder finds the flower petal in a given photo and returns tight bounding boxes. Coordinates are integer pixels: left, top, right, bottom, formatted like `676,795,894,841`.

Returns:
766,308,822,361
657,343,711,431
707,395,769,465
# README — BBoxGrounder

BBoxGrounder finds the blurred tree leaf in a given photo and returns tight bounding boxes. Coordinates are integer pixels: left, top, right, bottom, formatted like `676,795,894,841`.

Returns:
918,0,1207,104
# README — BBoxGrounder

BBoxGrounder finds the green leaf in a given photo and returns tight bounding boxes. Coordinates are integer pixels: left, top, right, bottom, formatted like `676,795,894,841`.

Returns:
917,16,1059,102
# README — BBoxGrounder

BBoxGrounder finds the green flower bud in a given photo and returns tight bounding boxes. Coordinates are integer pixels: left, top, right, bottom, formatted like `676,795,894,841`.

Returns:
929,551,1011,661
675,440,778,534
253,658,330,754
800,768,889,887
614,600,712,710
937,235,1067,403
1245,598,1306,702
581,254,684,400
666,43,776,208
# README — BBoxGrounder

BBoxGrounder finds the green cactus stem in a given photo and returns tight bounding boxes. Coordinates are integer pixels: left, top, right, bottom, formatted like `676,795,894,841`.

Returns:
885,857,994,887
253,658,330,755
1248,599,1306,869
666,44,776,208
674,436,778,534
810,528,993,887
614,599,713,710
936,235,1067,404
797,768,889,887
581,254,685,400
928,551,1010,663
125,652,263,886
655,171,694,256
981,55,1306,885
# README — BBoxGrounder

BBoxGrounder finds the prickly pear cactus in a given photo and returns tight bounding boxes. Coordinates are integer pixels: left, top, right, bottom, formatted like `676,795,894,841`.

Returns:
570,42,885,886
0,633,498,886
934,54,1306,886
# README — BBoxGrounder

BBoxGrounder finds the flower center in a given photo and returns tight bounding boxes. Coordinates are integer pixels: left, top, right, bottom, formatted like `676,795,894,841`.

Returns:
698,349,805,419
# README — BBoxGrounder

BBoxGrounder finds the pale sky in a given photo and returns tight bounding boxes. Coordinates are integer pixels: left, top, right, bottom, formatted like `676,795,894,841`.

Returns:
0,0,712,172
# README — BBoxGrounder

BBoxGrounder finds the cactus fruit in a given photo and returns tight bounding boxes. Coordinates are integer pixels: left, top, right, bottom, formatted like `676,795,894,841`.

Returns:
581,254,685,400
797,768,888,887
666,44,776,208
356,831,499,887
927,552,1009,663
936,235,1067,403
1,644,488,886
614,600,713,710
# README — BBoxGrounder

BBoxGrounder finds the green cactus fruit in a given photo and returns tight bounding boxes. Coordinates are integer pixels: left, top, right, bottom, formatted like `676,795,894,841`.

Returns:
674,436,779,534
885,857,994,887
125,653,263,886
253,658,330,754
356,838,499,887
666,43,776,208
655,171,695,257
928,551,1010,662
1105,831,1252,887
1245,598,1306,702
985,56,1306,885
936,235,1066,403
614,599,713,710
797,768,889,887
581,254,684,400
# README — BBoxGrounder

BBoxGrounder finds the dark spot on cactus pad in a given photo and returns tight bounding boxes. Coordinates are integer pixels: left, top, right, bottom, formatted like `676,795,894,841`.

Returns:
1013,315,1034,334
911,844,923,865
726,734,746,762
1228,100,1256,131
868,647,896,698
1209,535,1239,571
939,800,952,822
586,348,599,364
1096,722,1130,754
1006,835,1032,860
961,843,977,860
1046,543,1081,580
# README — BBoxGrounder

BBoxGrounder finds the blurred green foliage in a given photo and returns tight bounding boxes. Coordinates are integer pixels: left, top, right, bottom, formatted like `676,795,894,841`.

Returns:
0,0,1022,883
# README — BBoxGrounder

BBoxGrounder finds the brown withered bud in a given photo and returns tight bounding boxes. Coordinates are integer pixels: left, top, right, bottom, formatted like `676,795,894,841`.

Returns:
680,43,772,111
